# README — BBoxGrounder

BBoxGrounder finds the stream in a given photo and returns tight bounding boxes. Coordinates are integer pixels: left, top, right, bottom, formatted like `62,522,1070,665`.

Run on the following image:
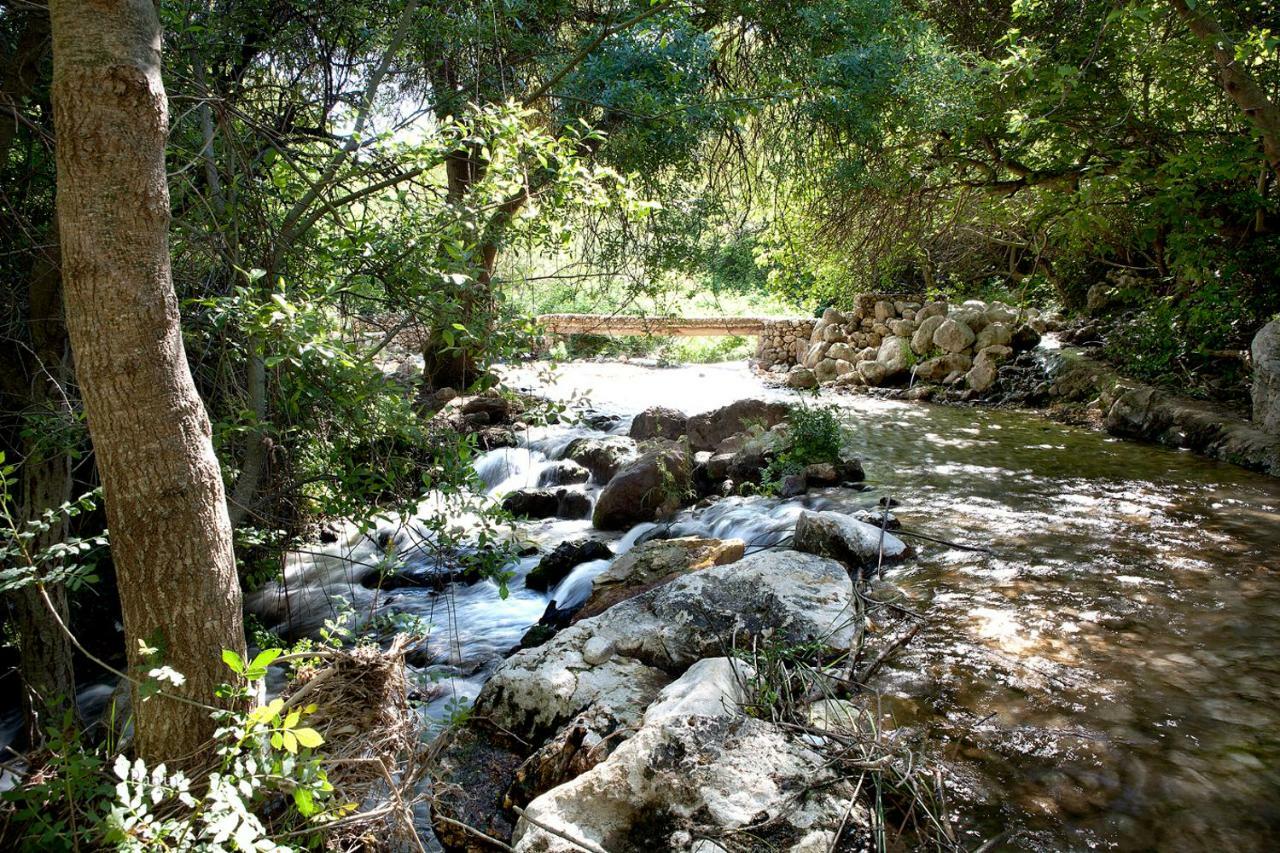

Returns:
253,360,1280,851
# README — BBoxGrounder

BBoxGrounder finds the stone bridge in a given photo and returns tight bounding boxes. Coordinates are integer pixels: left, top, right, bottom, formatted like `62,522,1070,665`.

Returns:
537,313,771,337
536,313,815,368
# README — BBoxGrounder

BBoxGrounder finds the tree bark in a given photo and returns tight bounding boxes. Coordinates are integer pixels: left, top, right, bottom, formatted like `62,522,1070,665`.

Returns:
49,0,246,767
11,240,79,745
1170,0,1280,184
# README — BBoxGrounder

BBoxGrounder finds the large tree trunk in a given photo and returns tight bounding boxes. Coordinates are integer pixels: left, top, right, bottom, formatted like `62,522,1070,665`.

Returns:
49,0,246,767
1171,0,1280,184
11,241,79,745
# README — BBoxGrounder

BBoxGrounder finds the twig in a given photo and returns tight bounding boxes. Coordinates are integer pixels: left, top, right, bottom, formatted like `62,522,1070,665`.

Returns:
432,814,516,851
893,527,993,554
513,805,612,853
857,624,922,684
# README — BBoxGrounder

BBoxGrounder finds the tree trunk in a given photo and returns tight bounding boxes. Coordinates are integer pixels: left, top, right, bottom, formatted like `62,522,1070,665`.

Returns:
1171,0,1280,185
49,0,246,767
11,240,79,745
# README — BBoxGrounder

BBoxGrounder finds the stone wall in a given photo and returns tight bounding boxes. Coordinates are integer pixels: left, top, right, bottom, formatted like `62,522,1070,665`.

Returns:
782,293,1056,391
754,318,817,369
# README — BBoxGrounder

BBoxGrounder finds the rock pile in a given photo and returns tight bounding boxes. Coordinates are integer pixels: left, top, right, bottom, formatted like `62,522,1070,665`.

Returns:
782,294,1054,395
754,318,817,370
431,550,874,851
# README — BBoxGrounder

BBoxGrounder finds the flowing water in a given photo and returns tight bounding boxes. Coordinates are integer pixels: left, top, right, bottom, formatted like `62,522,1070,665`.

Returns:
253,360,1280,852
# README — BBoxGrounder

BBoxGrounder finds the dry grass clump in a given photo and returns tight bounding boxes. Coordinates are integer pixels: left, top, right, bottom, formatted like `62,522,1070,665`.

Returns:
283,636,430,851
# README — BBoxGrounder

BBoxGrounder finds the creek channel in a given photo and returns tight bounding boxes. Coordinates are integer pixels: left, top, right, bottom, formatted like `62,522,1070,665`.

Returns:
252,359,1280,851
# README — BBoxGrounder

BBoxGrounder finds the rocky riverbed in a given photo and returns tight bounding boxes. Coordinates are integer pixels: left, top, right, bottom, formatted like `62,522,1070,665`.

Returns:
251,360,1280,851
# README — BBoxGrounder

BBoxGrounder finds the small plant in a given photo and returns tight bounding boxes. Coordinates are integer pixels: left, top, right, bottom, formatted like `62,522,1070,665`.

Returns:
2,648,341,851
761,402,848,494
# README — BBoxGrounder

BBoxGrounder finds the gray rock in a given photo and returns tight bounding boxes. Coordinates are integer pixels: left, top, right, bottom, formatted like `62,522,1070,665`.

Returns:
976,322,1012,350
917,301,948,321
932,318,976,353
821,324,846,343
565,436,638,484
629,406,688,441
687,399,790,451
826,342,856,362
785,366,817,389
793,510,907,574
965,358,999,393
527,539,613,591
857,360,888,386
537,460,591,487
593,444,691,530
889,318,917,337
502,488,591,520
803,340,829,368
815,358,840,383
911,314,946,355
475,551,858,739
876,335,912,377
1011,322,1043,352
1252,319,1280,433
512,653,861,852
778,473,808,497
914,352,972,383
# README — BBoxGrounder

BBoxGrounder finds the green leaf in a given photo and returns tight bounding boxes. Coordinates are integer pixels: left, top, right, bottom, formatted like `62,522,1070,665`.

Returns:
221,649,244,674
293,727,324,749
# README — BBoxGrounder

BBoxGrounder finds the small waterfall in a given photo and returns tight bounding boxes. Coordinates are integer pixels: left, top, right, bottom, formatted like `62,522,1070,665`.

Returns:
550,557,613,610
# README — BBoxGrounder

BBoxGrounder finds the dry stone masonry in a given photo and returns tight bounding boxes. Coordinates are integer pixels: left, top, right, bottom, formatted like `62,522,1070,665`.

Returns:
763,293,1057,395
753,317,817,370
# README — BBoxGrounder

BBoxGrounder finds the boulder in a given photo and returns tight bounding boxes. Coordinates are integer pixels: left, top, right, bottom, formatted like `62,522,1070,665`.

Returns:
803,340,829,368
917,301,948,321
857,360,888,386
803,462,840,485
950,308,988,333
976,322,1012,350
461,391,513,422
777,473,808,497
874,299,896,322
1252,319,1280,433
527,540,614,592
913,352,971,383
1010,322,1042,352
821,324,846,343
513,701,861,852
814,358,840,383
984,304,1018,325
686,399,790,452
820,306,846,325
910,314,946,355
889,318,917,337
793,510,907,574
564,436,638,484
629,406,688,441
965,358,998,393
592,444,691,530
1104,384,1172,440
875,335,912,377
825,342,856,362
978,344,1013,365
536,460,591,487
932,318,976,353
502,488,591,520
474,551,857,739
573,537,745,622
785,366,817,389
